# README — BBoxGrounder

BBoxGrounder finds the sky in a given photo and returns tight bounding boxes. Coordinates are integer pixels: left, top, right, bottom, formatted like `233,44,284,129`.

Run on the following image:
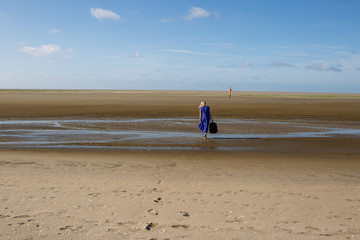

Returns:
1,0,360,93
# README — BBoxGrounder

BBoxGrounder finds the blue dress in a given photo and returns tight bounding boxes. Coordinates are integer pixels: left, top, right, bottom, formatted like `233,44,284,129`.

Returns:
198,106,210,133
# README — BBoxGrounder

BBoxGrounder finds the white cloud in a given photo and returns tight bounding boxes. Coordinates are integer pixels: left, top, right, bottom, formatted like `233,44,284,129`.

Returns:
242,60,252,67
306,62,342,72
19,44,61,56
90,8,121,21
48,28,60,34
133,52,142,58
185,7,210,20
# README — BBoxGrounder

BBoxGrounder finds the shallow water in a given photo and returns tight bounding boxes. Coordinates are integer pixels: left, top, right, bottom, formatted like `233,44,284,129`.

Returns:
0,118,359,151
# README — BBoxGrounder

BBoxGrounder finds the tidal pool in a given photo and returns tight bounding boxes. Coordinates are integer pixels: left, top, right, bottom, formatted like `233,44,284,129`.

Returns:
0,118,359,151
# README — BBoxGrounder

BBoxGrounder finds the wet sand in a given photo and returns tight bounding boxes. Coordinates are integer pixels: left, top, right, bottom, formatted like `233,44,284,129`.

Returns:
1,90,360,121
0,90,360,239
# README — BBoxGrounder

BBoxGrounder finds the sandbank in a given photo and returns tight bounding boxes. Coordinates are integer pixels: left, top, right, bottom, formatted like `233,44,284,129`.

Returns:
0,90,359,239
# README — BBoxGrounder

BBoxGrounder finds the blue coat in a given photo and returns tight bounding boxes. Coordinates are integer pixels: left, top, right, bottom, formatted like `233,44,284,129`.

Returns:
198,106,210,133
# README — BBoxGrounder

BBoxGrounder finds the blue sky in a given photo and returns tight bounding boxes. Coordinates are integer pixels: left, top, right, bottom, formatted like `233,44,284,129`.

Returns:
1,0,359,92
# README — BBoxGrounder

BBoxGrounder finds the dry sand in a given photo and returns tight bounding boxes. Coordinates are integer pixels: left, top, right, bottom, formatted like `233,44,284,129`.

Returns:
0,90,360,239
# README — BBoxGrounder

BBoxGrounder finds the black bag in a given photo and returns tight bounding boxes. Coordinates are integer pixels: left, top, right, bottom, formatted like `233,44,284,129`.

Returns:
209,121,218,134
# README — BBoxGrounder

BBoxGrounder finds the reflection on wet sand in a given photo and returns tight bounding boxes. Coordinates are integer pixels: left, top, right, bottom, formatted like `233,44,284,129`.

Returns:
0,118,359,151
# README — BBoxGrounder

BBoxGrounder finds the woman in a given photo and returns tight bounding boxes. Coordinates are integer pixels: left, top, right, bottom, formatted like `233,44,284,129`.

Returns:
198,100,212,139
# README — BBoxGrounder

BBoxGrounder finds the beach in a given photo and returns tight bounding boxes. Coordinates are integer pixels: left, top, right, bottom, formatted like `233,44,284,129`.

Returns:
0,90,360,239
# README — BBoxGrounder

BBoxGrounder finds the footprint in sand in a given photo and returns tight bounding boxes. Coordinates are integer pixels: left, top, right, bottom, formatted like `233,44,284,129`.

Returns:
346,198,360,202
153,197,162,203
88,193,101,197
180,211,190,217
13,214,31,219
148,209,159,215
305,226,321,232
172,224,191,229
59,225,84,232
226,218,244,223
145,222,157,230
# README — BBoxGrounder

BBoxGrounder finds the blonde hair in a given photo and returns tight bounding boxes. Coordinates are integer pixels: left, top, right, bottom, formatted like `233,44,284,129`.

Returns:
199,100,206,108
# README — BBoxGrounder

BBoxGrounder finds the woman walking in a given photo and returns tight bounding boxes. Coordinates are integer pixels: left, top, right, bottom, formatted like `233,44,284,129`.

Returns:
198,100,212,139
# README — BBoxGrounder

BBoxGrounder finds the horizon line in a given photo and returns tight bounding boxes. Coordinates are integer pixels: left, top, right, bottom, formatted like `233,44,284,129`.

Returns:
1,88,360,95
